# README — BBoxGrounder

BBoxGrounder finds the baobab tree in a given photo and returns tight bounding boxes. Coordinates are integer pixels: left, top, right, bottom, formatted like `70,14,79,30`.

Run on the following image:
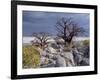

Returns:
32,32,51,49
56,17,85,46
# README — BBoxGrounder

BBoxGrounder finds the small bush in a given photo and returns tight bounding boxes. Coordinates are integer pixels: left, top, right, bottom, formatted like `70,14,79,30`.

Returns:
23,45,40,68
82,40,90,46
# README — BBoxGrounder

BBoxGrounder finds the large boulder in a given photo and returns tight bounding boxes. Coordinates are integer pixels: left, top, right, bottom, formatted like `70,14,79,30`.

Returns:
40,56,49,66
63,52,75,66
55,55,66,67
72,48,84,66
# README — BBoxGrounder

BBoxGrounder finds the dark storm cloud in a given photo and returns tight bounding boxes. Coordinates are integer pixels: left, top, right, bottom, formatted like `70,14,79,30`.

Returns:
23,11,89,36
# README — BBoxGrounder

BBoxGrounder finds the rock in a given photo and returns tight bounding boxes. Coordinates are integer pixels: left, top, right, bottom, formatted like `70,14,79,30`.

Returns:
40,56,49,66
46,53,54,59
72,48,83,66
79,58,89,66
55,55,66,67
41,51,47,56
83,46,89,58
63,52,75,66
41,62,55,68
40,58,56,68
77,46,89,58
47,47,57,54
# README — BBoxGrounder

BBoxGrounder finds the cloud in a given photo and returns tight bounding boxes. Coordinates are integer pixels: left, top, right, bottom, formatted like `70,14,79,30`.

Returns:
23,11,89,36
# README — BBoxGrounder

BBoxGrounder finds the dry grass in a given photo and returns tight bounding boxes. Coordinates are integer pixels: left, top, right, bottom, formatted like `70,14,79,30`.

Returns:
23,45,40,68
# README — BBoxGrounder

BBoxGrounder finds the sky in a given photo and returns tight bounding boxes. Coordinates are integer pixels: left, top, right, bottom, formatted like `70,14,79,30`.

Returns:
23,11,90,37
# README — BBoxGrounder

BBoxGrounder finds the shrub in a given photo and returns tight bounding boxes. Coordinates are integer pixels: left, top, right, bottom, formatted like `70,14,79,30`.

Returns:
82,40,90,46
23,45,40,68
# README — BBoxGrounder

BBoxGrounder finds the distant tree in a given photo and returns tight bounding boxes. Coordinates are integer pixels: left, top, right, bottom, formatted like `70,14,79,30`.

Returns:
56,17,85,46
32,32,51,49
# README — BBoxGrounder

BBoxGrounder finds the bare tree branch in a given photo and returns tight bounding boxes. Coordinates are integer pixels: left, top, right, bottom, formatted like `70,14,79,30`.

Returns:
55,17,85,45
32,32,51,49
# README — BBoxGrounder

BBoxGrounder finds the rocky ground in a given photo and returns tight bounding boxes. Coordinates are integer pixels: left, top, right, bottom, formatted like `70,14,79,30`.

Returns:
39,46,89,68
